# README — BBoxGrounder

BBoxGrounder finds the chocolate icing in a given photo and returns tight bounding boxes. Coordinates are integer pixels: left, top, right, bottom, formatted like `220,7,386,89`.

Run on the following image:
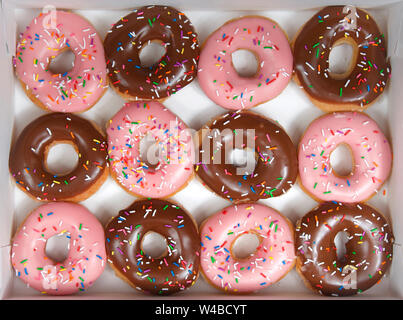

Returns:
9,113,108,201
196,111,298,202
104,5,200,100
295,202,394,296
105,198,200,295
293,6,390,107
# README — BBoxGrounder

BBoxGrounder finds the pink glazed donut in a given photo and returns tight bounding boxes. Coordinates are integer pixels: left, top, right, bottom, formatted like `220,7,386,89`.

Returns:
14,10,107,112
200,203,295,293
298,112,392,203
198,16,293,110
11,202,106,295
107,101,194,198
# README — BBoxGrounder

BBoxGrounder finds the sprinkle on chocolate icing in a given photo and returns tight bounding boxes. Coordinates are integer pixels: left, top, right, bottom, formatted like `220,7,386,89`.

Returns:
195,111,298,202
295,202,394,296
9,113,108,201
105,198,200,295
293,6,390,108
104,5,200,100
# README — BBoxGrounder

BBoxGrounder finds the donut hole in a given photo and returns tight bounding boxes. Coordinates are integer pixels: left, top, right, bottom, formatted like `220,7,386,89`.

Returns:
139,133,161,169
328,39,357,79
334,231,351,263
140,231,168,259
329,143,354,177
47,48,75,75
45,142,79,175
231,49,259,78
45,232,71,263
231,232,261,260
228,148,257,175
45,142,79,176
139,40,167,68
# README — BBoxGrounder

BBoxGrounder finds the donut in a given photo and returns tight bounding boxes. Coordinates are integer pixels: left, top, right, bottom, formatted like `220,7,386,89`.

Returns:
195,111,298,202
104,198,200,295
298,111,392,203
11,202,106,295
104,5,200,101
198,16,293,110
9,112,108,202
292,5,390,112
295,202,394,296
14,10,107,112
199,203,295,293
106,101,194,198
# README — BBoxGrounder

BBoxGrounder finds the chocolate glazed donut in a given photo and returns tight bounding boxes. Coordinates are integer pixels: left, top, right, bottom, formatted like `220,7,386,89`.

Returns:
9,113,108,201
104,5,200,100
293,6,390,110
195,111,298,202
295,202,394,296
105,199,200,295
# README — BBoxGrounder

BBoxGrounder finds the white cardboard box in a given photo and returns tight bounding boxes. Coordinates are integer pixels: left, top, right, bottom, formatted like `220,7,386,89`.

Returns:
1,0,403,299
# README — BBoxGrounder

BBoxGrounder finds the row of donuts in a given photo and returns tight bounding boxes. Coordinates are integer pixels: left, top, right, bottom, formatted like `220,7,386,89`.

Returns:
195,110,392,204
9,106,392,206
14,5,390,114
9,102,193,201
11,198,393,296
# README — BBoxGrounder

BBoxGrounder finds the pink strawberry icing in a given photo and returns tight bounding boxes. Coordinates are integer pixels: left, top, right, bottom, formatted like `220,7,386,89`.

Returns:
14,10,107,112
107,101,194,198
11,202,106,295
200,203,295,293
197,16,293,110
298,112,392,202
